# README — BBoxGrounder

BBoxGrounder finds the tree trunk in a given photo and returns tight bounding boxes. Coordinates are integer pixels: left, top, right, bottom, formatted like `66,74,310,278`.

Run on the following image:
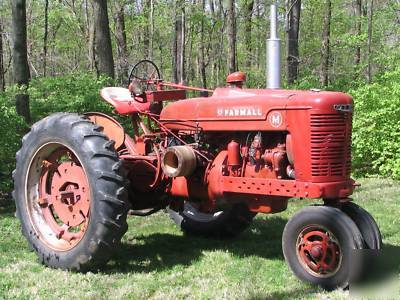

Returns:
217,0,225,85
255,0,261,69
244,0,254,70
320,0,331,87
43,0,49,77
286,0,301,84
172,0,185,83
179,7,185,83
185,18,193,84
0,18,5,92
85,0,96,72
227,0,237,73
366,0,373,83
11,0,30,122
93,0,114,78
144,0,150,59
150,0,154,60
354,0,362,66
209,0,218,85
172,1,178,83
114,1,128,81
199,0,207,91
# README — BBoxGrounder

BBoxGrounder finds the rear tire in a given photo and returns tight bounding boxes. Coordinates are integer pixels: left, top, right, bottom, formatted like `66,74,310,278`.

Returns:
13,113,129,271
282,206,364,290
168,202,256,238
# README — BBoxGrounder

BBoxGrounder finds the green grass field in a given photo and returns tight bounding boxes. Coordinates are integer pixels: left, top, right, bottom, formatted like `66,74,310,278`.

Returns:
1,178,399,299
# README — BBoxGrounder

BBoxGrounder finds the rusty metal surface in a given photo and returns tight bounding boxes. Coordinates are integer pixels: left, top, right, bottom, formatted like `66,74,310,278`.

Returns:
28,144,90,250
94,66,355,215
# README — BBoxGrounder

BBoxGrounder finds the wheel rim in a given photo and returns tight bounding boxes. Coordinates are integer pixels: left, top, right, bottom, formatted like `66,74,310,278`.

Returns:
296,225,342,278
25,142,90,251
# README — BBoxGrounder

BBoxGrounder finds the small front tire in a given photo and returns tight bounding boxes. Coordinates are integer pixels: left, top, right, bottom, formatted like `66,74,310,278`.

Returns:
341,202,382,250
282,206,364,290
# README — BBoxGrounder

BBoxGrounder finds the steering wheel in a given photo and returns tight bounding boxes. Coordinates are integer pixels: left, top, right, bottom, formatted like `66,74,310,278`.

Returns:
127,60,161,97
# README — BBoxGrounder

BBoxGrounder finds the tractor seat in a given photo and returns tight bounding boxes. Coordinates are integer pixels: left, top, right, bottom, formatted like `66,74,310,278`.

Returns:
100,87,150,115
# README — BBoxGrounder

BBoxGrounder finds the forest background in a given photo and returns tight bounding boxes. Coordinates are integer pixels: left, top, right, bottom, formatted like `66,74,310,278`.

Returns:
0,0,399,193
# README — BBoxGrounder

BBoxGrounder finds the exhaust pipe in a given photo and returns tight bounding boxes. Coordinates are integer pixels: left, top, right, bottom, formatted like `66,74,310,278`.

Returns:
266,3,281,89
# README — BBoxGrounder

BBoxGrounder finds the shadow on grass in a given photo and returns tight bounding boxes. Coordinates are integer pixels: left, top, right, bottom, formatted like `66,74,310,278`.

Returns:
105,217,288,274
4,189,400,291
258,286,318,300
358,243,400,284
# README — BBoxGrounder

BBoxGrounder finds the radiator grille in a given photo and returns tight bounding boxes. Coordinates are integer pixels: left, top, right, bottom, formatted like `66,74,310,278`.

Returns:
310,113,352,178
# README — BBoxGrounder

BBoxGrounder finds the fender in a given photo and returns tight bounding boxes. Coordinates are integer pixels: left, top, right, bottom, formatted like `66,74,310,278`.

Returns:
85,112,125,150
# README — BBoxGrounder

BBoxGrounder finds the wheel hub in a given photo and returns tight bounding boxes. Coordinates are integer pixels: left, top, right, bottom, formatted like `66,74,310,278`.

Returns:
49,162,89,227
296,226,341,277
310,245,323,259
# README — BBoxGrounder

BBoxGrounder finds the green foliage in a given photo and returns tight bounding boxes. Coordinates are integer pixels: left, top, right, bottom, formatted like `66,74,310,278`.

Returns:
0,92,26,192
351,67,400,179
29,73,113,121
0,73,116,193
1,68,400,194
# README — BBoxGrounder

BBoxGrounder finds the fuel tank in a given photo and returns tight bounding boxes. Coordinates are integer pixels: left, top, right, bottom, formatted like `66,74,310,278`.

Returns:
159,87,352,132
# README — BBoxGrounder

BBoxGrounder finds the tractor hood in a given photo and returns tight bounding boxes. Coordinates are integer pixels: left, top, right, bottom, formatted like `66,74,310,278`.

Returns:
159,87,352,132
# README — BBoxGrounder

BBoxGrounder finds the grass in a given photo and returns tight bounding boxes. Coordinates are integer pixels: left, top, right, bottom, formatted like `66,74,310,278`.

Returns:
0,178,399,299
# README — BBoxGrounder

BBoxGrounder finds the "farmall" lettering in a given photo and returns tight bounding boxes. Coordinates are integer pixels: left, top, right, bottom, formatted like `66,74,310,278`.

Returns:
217,106,263,117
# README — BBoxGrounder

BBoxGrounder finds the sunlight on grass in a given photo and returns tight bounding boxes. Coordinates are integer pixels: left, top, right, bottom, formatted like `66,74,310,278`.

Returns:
0,178,399,299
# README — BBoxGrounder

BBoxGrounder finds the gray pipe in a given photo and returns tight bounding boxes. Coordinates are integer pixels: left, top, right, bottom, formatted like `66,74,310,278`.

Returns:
266,3,281,89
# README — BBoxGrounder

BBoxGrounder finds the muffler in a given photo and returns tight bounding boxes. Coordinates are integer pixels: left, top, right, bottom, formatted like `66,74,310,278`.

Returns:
161,146,197,177
266,3,281,89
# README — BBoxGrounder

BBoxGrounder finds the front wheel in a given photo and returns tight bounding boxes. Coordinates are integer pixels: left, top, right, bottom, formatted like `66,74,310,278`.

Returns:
13,113,129,270
282,206,364,290
168,202,256,238
341,202,381,250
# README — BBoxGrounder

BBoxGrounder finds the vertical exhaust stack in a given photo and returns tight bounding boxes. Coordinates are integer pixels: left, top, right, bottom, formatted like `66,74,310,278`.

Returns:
267,3,281,89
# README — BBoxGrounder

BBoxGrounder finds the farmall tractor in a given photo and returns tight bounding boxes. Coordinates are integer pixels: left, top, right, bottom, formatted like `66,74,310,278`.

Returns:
13,6,381,291
13,59,381,290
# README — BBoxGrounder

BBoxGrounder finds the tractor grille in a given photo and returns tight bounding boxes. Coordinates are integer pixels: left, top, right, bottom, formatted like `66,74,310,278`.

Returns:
310,113,352,178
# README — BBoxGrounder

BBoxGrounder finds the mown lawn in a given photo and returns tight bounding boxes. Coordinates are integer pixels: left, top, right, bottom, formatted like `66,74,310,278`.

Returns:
1,178,399,299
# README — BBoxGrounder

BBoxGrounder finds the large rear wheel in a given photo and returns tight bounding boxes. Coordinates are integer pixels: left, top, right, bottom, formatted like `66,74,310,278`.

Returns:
168,202,256,238
13,113,129,270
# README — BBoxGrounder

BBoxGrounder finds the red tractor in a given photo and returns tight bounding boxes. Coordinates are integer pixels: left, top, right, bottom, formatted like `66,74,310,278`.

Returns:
13,60,380,290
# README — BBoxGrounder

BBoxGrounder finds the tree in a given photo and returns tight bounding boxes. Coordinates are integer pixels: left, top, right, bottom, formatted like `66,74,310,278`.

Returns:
199,0,207,91
354,0,362,66
286,0,301,84
0,0,398,91
143,0,154,60
86,0,96,72
227,0,237,73
0,17,4,92
244,0,254,69
43,0,49,76
172,0,185,83
93,0,114,78
320,0,331,87
366,0,374,83
11,0,30,122
114,0,128,81
216,0,226,85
